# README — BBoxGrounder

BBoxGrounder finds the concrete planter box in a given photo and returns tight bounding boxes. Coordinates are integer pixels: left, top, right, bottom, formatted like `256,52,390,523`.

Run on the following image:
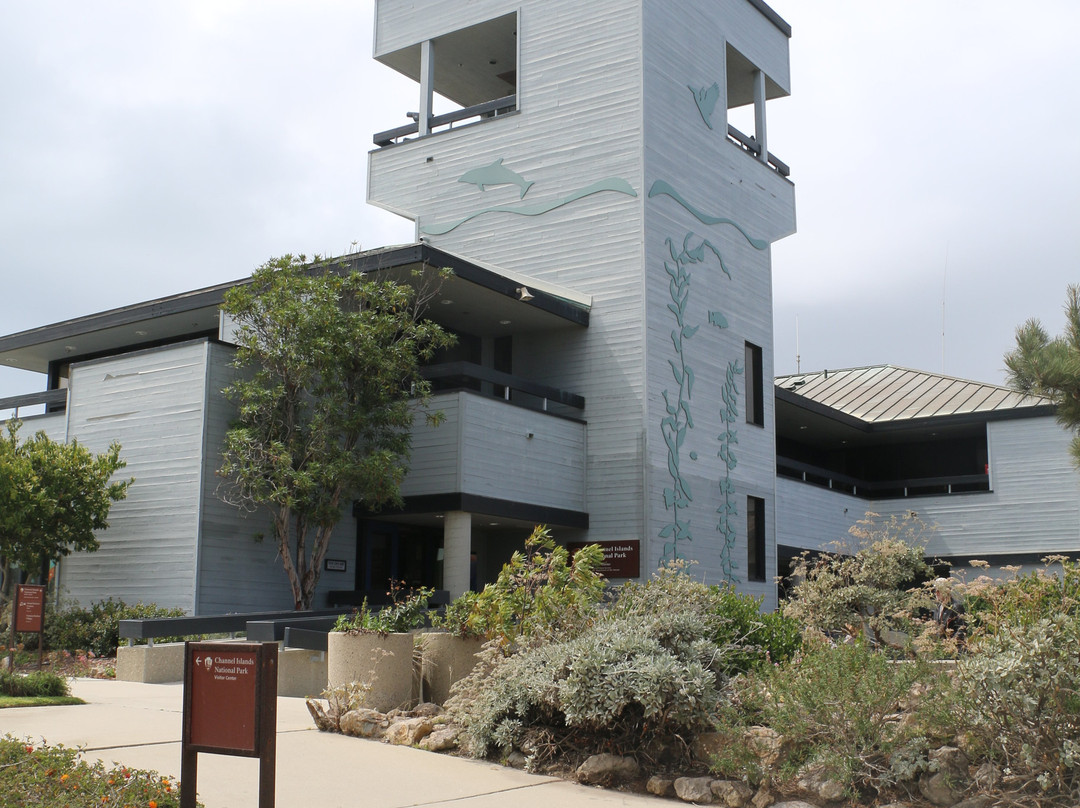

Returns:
327,631,416,712
417,632,484,706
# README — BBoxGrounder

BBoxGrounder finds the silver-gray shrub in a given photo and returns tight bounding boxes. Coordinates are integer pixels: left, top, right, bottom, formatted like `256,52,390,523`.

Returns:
953,614,1080,796
448,562,752,759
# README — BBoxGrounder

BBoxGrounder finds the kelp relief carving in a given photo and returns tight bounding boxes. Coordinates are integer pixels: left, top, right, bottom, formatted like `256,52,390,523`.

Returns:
652,178,767,575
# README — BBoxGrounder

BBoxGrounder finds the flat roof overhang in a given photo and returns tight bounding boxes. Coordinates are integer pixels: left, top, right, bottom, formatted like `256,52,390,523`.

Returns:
0,244,591,375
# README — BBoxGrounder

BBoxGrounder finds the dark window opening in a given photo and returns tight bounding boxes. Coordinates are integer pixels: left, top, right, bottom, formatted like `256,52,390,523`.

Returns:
747,495,766,582
745,342,764,426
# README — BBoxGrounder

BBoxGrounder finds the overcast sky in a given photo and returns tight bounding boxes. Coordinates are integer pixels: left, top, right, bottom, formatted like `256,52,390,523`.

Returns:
2,1,1078,412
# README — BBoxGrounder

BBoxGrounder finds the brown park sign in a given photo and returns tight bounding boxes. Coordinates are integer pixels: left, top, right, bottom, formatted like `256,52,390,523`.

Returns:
8,584,47,670
568,540,641,579
182,642,277,808
14,584,46,633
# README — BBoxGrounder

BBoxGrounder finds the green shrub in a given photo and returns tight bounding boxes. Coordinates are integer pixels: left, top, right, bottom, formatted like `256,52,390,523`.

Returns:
714,639,943,797
0,736,195,807
784,512,934,647
42,599,187,657
334,585,434,634
450,561,790,762
952,614,1080,795
0,670,69,698
962,556,1080,640
434,526,606,646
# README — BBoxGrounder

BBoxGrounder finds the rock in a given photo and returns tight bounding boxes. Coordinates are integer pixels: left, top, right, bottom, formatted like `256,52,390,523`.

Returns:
751,786,775,808
646,775,675,797
385,716,434,746
919,745,970,806
576,753,639,785
771,802,819,808
930,746,969,780
674,776,716,803
796,767,845,803
339,708,389,739
419,725,460,752
878,804,912,808
411,702,443,718
712,779,753,808
745,726,785,767
950,797,990,808
692,732,727,763
919,772,962,806
505,751,528,769
972,762,1000,791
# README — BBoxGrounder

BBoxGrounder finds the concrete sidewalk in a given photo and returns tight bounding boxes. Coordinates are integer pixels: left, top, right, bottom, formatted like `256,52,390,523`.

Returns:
0,678,660,807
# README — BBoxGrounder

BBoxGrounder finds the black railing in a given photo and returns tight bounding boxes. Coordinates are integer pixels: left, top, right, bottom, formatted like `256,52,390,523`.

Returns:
726,124,790,178
118,608,352,647
0,389,68,417
374,94,518,147
422,361,585,411
777,456,990,499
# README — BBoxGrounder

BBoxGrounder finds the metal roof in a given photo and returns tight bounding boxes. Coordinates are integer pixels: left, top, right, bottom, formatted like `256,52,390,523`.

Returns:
775,365,1051,424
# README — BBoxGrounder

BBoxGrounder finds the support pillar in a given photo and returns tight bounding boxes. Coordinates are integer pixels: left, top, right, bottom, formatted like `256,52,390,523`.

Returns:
753,68,768,164
419,40,435,136
443,511,472,599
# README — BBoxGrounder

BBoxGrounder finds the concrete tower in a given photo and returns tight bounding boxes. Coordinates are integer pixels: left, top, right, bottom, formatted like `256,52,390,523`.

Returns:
367,0,795,604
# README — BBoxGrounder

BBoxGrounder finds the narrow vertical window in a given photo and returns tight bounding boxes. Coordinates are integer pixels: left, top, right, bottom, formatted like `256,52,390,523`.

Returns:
745,341,764,426
747,495,766,582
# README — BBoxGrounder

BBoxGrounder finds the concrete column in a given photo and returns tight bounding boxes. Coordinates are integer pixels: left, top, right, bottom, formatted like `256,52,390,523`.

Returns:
419,39,435,136
443,511,472,598
753,68,768,164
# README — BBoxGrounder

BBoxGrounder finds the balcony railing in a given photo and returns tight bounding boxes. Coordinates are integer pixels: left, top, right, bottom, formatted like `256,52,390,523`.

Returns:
373,94,518,147
421,361,584,414
726,124,790,178
778,456,990,499
0,389,67,418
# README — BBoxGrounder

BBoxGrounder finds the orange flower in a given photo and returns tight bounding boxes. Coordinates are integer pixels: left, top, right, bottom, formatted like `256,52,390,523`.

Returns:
61,774,70,782
149,801,158,808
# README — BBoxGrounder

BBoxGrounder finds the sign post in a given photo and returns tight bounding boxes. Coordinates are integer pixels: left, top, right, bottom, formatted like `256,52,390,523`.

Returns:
181,642,277,808
8,584,47,671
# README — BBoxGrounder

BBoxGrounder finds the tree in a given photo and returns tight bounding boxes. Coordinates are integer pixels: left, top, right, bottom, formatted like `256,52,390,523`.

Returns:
0,420,131,607
218,255,455,610
1004,284,1080,465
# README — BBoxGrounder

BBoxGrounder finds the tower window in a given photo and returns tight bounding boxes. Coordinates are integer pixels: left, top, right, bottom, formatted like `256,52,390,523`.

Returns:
745,342,764,426
747,495,766,582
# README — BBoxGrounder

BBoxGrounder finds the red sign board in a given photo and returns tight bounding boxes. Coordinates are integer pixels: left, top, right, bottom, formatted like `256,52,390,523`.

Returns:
186,645,260,752
182,642,277,807
14,585,46,633
568,540,641,578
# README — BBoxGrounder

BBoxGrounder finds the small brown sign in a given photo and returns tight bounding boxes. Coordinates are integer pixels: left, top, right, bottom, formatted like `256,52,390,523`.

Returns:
186,646,260,753
568,540,641,578
14,585,46,633
182,642,277,808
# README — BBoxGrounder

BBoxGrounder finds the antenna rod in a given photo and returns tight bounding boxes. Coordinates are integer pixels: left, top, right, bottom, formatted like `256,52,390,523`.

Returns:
942,243,949,373
796,315,800,374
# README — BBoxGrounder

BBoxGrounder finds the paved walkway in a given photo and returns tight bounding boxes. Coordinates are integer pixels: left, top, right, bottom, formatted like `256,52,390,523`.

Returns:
0,679,661,807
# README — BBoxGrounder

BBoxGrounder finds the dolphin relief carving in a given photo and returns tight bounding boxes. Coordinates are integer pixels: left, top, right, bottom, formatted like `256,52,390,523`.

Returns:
458,158,535,198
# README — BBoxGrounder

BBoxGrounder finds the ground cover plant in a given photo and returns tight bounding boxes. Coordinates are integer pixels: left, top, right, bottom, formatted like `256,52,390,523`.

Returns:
0,736,194,807
0,670,83,708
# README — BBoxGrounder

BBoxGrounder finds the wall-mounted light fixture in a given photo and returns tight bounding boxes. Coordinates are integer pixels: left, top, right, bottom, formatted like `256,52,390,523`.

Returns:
516,286,534,302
